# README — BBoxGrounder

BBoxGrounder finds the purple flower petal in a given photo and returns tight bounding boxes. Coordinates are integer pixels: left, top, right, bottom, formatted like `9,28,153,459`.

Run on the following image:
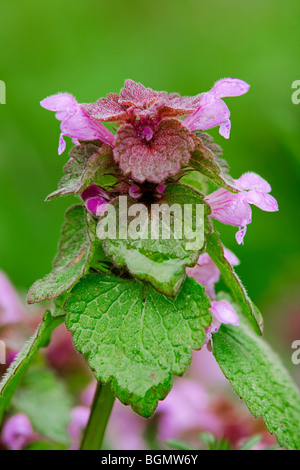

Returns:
58,133,66,155
0,271,27,325
223,247,240,266
183,98,230,132
141,126,154,141
41,93,115,154
219,120,231,139
245,190,279,212
156,184,166,195
81,184,108,202
40,93,77,115
206,299,239,341
235,172,271,192
157,379,220,440
86,197,108,216
210,300,239,326
182,78,249,139
129,185,141,199
187,248,239,298
186,253,221,298
211,78,250,99
61,108,115,147
1,414,35,450
205,190,252,227
236,226,247,245
205,171,278,244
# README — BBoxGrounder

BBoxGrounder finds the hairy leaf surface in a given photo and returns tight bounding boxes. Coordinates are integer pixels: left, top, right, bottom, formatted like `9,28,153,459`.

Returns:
64,274,211,417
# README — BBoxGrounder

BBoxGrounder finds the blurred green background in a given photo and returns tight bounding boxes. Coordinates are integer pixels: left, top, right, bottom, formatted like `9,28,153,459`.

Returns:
0,0,299,361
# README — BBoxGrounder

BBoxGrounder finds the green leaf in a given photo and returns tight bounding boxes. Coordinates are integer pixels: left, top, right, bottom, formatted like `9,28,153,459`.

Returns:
27,205,93,304
206,231,263,335
189,133,237,192
101,184,211,297
198,431,217,448
12,366,72,446
46,144,119,201
198,431,232,450
179,170,209,193
79,145,120,191
213,318,300,450
165,439,194,450
25,441,66,450
0,311,64,422
238,434,262,450
64,274,211,417
46,143,100,200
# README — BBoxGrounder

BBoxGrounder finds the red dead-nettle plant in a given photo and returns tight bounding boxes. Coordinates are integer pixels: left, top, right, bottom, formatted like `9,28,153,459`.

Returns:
1,79,299,450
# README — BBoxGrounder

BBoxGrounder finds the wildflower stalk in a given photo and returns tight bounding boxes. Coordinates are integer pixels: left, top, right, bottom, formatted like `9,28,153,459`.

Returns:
80,382,115,450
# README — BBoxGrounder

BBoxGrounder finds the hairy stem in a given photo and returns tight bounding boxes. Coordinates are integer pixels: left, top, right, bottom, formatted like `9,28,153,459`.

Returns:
80,381,115,450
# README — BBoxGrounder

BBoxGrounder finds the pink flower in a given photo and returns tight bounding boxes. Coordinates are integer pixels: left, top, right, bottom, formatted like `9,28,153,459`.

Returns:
157,379,223,440
0,271,27,325
80,183,109,216
42,79,248,183
68,406,90,450
186,248,239,297
106,401,147,450
190,347,227,387
182,78,250,139
129,185,142,199
82,78,248,140
1,414,37,450
208,300,239,337
40,93,115,155
205,172,278,244
82,81,198,184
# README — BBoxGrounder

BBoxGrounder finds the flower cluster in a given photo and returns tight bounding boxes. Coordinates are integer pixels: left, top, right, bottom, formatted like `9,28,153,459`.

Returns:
41,78,249,183
40,78,279,342
41,78,278,244
0,76,291,451
187,247,240,339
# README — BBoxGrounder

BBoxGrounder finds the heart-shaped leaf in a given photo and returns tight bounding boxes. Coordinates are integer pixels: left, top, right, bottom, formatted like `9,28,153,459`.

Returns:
64,274,211,417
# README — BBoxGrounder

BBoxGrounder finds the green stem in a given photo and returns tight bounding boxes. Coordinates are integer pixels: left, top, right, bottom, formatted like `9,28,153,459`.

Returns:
80,381,115,450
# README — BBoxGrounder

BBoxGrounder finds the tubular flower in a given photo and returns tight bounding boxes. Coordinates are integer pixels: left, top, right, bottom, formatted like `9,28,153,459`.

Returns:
1,414,37,450
208,300,240,338
204,172,278,244
80,183,110,217
186,248,239,297
182,78,250,138
40,93,115,155
41,78,249,183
